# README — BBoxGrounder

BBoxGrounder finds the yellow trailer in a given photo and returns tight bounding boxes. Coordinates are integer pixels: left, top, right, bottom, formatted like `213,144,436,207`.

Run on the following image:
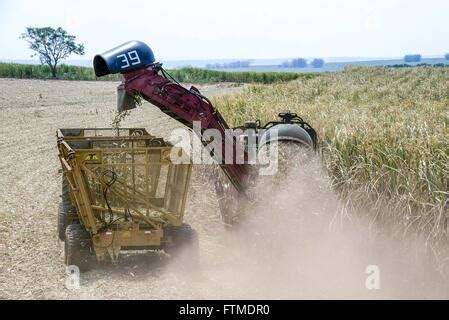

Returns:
57,128,196,271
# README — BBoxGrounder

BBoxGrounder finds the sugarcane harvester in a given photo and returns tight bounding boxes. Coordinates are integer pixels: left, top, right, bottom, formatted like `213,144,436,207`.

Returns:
56,40,318,271
93,40,318,226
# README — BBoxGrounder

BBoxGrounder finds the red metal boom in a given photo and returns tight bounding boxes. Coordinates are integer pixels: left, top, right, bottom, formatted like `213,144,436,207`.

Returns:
122,64,249,191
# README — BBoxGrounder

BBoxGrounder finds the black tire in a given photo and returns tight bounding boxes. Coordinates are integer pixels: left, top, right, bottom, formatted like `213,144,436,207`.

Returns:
163,224,199,269
64,224,95,272
61,176,76,212
57,203,79,241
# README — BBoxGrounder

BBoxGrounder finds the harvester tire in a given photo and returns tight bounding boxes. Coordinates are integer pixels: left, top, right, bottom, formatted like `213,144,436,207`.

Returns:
164,224,199,269
57,203,79,241
61,176,76,213
64,224,94,272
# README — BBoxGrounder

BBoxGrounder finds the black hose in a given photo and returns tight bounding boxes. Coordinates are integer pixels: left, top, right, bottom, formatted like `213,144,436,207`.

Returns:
99,170,138,231
101,170,117,224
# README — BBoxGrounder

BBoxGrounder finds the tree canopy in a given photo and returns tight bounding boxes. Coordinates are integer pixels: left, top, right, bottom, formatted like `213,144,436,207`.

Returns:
20,27,85,77
310,58,325,68
404,54,422,63
282,58,307,68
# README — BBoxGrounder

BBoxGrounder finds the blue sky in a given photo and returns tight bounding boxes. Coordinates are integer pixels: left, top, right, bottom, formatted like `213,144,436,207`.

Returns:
0,0,448,61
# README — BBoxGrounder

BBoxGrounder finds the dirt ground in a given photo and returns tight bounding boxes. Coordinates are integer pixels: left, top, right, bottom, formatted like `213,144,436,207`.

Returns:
1,78,448,300
0,79,248,299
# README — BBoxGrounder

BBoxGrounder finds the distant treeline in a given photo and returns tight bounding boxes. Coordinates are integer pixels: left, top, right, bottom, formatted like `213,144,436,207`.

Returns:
282,58,307,68
386,63,448,68
281,58,325,68
0,62,314,84
403,54,449,62
205,60,251,69
403,54,422,63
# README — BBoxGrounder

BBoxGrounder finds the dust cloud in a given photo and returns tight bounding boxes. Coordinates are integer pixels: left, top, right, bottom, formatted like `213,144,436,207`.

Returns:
176,142,449,299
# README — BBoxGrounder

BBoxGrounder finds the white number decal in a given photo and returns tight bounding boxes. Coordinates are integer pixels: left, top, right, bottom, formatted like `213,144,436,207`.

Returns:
128,50,141,65
117,53,130,69
117,50,141,69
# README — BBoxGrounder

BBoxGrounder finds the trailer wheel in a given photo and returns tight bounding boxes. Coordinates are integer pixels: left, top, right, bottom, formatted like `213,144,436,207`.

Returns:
61,176,76,212
64,224,94,272
164,224,199,269
57,203,79,241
